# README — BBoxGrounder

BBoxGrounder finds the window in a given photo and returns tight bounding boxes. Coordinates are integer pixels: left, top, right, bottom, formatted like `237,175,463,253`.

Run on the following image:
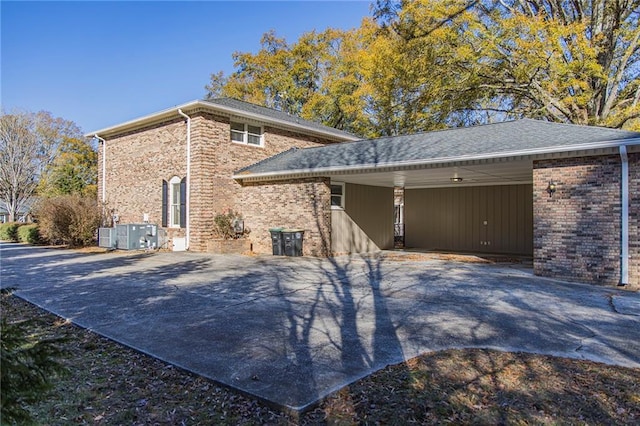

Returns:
230,121,263,146
162,176,186,228
170,176,181,227
331,182,345,209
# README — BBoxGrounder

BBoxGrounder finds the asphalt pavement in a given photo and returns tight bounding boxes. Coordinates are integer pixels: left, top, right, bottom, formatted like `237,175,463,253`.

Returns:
1,242,638,412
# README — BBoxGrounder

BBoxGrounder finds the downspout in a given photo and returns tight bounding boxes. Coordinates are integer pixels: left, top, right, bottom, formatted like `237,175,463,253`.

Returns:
177,109,191,250
619,145,629,286
94,135,107,224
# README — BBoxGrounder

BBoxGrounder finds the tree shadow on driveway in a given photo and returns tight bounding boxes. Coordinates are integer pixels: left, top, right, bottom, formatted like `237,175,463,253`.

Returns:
1,243,638,413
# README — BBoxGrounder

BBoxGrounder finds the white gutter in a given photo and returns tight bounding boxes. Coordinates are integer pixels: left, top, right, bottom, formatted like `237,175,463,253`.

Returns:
233,138,640,181
94,135,107,203
620,145,629,286
177,109,191,250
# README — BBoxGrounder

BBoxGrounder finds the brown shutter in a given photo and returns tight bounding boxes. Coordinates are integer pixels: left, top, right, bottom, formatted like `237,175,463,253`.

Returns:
179,177,187,229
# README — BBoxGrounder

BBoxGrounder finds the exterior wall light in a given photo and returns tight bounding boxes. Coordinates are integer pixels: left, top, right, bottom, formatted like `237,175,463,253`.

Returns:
546,181,557,197
450,177,463,183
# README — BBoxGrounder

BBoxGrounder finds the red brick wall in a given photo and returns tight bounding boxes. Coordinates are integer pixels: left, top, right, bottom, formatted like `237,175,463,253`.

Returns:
533,154,639,287
99,112,338,251
238,178,331,256
99,118,187,226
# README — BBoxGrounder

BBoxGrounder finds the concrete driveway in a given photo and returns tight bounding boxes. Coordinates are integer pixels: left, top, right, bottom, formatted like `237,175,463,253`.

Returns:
1,242,639,412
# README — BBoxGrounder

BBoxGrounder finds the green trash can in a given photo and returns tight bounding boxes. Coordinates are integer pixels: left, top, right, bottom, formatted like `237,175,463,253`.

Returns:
269,227,285,255
282,229,304,256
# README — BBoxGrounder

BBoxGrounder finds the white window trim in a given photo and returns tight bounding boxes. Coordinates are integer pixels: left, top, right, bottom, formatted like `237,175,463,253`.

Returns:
230,121,264,147
330,182,345,210
169,176,181,228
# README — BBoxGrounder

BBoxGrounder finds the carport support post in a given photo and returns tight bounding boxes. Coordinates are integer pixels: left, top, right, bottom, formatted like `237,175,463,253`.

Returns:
620,145,629,286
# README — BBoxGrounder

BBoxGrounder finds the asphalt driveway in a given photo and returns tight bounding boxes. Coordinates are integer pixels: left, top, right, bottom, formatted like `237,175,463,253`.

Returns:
1,242,639,412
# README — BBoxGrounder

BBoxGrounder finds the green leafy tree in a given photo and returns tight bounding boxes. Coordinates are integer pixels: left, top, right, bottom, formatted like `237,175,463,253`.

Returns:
1,289,68,424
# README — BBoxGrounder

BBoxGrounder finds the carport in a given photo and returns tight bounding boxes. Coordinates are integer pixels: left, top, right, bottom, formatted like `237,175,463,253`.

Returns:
235,119,640,286
328,157,534,256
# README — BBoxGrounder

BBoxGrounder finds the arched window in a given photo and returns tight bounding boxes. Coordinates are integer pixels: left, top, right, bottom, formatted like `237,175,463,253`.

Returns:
162,176,186,228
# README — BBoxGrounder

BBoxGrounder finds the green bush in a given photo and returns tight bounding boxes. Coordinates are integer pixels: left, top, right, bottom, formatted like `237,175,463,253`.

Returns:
212,211,250,239
34,195,102,247
0,222,22,242
1,289,68,424
17,224,42,244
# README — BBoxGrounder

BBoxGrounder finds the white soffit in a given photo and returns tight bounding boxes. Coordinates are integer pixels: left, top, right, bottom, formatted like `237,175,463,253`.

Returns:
329,158,534,188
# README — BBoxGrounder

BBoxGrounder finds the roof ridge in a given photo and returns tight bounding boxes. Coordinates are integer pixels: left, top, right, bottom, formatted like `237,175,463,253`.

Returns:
518,117,640,135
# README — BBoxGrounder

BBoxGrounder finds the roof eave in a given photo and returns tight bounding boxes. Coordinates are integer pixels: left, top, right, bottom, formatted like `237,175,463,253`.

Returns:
85,100,359,142
233,137,640,182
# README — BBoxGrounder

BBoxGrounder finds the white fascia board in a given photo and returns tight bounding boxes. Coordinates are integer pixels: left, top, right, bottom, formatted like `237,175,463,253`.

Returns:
84,100,358,141
233,137,640,181
84,100,199,138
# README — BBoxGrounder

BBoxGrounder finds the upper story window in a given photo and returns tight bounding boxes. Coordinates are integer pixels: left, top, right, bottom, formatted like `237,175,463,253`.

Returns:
231,122,263,147
331,182,345,209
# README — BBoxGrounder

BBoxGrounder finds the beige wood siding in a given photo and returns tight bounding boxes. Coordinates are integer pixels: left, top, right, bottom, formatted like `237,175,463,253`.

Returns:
331,183,394,253
405,184,533,255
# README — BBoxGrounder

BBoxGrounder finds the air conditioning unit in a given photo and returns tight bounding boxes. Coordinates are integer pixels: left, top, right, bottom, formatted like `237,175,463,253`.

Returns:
98,227,116,249
115,224,158,250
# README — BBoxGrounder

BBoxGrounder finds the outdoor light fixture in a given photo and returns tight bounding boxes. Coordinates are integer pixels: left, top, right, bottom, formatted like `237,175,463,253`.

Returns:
546,181,557,197
450,177,463,183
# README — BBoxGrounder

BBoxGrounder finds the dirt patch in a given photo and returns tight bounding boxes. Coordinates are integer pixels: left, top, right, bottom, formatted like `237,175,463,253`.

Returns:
2,295,638,425
381,251,493,263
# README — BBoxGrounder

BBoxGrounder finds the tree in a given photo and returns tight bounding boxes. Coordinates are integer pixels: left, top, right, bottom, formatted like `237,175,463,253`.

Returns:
38,136,98,197
375,0,640,129
0,111,82,222
1,289,68,424
205,27,379,137
206,1,639,133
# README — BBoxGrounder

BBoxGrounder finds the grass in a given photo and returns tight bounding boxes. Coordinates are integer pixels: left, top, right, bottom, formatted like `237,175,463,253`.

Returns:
2,294,639,425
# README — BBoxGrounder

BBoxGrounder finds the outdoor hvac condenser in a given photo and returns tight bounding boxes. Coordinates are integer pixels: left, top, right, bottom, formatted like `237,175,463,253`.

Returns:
115,224,158,250
98,227,116,249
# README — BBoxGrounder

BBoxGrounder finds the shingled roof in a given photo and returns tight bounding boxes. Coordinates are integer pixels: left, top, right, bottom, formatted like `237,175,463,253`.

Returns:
235,119,640,179
86,98,359,141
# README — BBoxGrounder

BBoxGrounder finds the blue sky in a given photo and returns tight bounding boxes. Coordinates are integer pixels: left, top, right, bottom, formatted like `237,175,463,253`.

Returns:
1,1,373,133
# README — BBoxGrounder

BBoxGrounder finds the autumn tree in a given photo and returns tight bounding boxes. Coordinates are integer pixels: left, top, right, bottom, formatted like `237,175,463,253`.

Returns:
206,27,380,136
376,0,640,129
206,0,639,133
38,136,98,197
0,111,81,222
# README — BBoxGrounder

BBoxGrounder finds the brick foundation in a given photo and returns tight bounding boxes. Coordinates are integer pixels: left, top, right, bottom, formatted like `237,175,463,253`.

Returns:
533,154,639,287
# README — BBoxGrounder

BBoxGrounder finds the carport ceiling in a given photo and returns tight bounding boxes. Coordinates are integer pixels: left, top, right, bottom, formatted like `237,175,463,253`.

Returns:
330,158,534,189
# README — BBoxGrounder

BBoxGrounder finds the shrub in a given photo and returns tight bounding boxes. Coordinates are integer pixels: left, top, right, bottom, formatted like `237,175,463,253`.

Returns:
212,211,250,239
35,195,103,247
0,289,68,424
17,224,42,244
0,222,22,242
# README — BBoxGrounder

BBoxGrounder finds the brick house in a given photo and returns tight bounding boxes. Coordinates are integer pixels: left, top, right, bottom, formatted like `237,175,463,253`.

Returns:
88,98,358,252
234,119,640,288
90,101,639,287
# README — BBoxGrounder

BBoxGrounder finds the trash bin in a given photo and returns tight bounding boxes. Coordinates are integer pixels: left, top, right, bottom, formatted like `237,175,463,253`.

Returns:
282,229,304,256
269,227,285,255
